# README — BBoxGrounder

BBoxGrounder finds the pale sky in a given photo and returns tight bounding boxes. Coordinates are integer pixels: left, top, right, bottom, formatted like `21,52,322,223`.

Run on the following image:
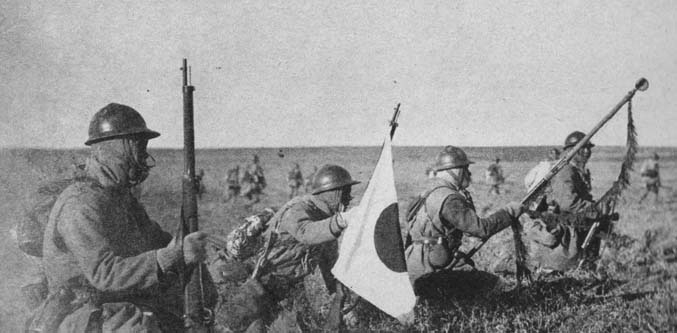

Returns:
1,0,675,148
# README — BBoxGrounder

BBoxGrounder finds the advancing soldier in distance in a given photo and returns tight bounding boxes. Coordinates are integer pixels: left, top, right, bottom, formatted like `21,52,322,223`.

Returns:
404,146,524,298
224,165,241,202
549,147,561,162
31,103,215,332
222,164,360,332
639,152,661,204
425,166,436,179
195,168,206,200
287,162,304,199
241,154,266,204
485,157,505,195
304,165,318,193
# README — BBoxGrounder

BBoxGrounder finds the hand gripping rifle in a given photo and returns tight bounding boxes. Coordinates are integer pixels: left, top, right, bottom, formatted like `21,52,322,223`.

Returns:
179,58,215,331
464,78,649,283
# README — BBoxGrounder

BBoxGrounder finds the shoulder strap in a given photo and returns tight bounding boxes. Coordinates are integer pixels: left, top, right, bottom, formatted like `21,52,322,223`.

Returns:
406,185,453,223
251,200,298,279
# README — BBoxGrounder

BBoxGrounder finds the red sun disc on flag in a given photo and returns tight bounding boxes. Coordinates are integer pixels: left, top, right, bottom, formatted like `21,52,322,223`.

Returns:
373,203,407,273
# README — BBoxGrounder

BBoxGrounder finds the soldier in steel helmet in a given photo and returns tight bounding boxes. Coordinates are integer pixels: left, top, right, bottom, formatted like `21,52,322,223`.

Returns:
31,103,215,332
286,162,303,199
495,131,614,275
404,146,525,298
241,154,266,204
221,164,360,332
639,152,661,204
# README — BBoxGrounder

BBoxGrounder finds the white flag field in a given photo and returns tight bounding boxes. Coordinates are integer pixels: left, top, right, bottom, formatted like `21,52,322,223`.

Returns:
331,133,416,320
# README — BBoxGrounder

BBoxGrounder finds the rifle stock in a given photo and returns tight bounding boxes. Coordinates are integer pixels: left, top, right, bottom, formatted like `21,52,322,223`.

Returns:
180,58,214,331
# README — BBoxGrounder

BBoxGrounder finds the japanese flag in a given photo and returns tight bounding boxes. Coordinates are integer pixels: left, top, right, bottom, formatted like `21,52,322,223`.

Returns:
331,134,416,320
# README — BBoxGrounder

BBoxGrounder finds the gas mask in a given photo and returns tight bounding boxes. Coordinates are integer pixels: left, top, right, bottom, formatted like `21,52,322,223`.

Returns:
123,138,155,186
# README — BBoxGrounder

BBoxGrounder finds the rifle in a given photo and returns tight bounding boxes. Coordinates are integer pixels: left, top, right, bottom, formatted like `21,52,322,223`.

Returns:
464,78,649,277
179,58,214,331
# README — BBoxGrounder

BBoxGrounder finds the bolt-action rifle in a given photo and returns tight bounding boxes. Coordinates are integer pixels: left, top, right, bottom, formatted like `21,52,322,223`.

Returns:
464,78,649,282
178,58,215,331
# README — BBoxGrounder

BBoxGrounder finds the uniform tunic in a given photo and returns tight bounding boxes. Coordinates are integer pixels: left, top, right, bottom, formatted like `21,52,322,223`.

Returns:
260,195,343,288
405,178,515,288
221,195,344,332
41,157,183,332
640,159,660,191
524,163,597,272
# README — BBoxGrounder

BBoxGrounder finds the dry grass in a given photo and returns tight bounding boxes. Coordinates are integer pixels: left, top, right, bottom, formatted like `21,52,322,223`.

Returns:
1,146,675,332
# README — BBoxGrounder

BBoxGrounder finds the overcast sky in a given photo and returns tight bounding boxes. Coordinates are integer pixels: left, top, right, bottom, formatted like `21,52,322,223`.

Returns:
1,0,675,148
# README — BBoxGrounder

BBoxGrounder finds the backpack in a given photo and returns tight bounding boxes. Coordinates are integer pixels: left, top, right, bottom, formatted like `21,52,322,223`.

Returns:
404,185,451,249
14,177,87,257
223,208,276,261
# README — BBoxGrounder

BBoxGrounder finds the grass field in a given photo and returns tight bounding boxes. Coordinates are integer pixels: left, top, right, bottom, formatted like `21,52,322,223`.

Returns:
1,145,675,332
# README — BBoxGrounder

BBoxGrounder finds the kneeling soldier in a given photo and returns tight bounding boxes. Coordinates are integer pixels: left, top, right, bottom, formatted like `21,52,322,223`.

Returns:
405,146,524,297
31,103,215,332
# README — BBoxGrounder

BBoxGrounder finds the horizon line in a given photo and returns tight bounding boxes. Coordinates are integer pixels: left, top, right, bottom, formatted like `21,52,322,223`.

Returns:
2,144,676,150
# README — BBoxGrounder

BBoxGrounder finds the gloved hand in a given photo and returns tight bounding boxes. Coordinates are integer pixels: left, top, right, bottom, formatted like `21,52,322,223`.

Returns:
183,231,208,265
504,201,525,219
157,231,208,273
338,207,360,229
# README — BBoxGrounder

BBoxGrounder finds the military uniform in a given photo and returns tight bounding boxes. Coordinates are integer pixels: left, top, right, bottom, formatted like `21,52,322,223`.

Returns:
221,195,346,331
241,162,266,202
405,178,518,294
39,156,185,332
287,165,303,198
485,161,504,195
518,163,598,272
30,103,216,332
639,155,661,204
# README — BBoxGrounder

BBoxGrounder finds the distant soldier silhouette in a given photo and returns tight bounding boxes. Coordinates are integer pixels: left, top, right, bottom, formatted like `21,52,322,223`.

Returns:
304,165,318,193
241,154,266,204
425,166,436,179
524,148,561,192
287,162,304,199
195,168,206,199
224,165,241,202
485,157,504,195
639,152,661,204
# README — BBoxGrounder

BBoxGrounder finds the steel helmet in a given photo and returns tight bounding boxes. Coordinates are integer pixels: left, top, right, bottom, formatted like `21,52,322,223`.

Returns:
432,146,474,171
311,164,360,194
85,103,160,146
563,131,594,150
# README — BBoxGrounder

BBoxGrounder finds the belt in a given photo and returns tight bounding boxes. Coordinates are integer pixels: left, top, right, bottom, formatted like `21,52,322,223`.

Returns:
413,236,445,246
